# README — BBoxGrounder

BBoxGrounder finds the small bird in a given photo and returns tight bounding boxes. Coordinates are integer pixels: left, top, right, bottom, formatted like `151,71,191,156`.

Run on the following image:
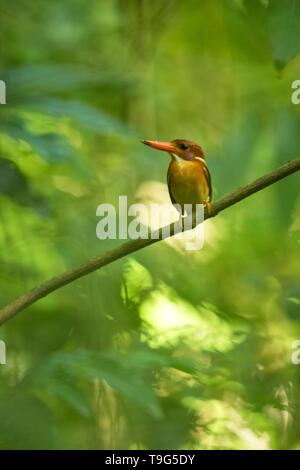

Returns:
142,139,212,218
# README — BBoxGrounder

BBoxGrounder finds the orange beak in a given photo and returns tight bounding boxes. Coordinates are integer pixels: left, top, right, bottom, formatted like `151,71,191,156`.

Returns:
142,140,176,154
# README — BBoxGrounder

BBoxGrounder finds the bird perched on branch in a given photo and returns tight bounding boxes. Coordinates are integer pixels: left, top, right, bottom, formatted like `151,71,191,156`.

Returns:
142,139,212,218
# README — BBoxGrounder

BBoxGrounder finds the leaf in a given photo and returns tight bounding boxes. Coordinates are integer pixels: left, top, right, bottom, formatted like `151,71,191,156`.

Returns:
268,0,300,69
22,348,198,420
3,65,131,100
22,350,161,418
1,117,76,162
0,157,48,211
121,258,153,304
46,379,92,418
0,158,29,197
24,98,133,136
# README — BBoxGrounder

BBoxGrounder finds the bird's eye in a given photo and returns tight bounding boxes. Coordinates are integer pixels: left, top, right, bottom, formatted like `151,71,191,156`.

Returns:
179,143,188,150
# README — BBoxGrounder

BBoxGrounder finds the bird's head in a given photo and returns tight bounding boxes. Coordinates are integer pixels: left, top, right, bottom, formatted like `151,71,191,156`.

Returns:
142,139,205,161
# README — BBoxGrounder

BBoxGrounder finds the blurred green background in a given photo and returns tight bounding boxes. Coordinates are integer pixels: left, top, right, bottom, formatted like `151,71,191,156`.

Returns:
1,0,300,450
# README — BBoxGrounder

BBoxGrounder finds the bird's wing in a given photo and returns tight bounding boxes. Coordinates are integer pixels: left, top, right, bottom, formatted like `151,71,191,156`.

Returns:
167,165,177,205
203,162,212,201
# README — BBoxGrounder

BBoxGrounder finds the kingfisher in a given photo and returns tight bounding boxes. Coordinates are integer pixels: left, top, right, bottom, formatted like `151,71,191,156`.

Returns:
142,139,212,217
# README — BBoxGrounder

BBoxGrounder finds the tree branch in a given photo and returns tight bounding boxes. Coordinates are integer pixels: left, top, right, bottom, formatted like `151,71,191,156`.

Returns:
1,157,300,326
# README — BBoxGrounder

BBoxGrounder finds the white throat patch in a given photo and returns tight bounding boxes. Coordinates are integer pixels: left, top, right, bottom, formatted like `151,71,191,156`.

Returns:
170,154,206,164
195,156,206,164
170,153,181,162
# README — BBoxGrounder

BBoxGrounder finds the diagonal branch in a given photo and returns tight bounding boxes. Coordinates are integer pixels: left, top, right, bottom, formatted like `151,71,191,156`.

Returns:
0,156,300,326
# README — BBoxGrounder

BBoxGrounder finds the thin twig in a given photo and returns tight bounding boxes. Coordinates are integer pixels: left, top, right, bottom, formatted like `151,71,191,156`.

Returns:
0,156,299,326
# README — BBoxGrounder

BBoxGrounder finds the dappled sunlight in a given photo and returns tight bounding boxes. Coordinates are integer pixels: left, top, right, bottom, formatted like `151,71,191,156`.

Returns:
185,398,270,450
139,284,242,352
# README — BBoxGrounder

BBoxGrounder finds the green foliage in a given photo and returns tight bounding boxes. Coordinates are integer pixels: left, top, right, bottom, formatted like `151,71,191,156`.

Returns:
1,0,300,450
268,0,300,70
